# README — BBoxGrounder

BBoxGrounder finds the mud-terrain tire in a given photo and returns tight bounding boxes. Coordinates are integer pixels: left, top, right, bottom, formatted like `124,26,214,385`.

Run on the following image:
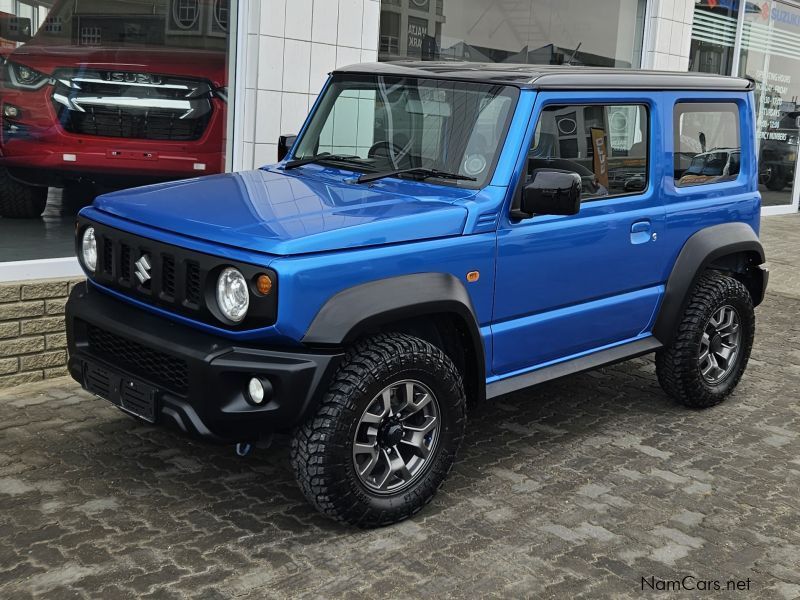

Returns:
656,272,755,408
764,166,787,191
0,169,48,218
291,333,466,527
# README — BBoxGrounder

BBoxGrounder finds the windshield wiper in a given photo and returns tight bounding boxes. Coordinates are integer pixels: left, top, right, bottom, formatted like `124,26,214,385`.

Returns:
284,153,369,170
356,167,477,184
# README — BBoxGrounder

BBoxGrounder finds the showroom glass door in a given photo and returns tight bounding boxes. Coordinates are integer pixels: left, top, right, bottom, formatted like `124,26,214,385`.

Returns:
739,0,800,213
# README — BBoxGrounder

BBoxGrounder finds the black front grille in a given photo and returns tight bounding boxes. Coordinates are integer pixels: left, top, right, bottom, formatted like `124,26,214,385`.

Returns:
87,324,189,394
120,243,131,282
82,219,278,330
185,262,201,306
96,232,204,320
162,256,176,299
59,107,211,141
102,238,113,275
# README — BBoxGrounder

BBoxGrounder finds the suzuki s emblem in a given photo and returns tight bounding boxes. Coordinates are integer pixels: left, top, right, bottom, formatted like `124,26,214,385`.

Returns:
135,254,152,285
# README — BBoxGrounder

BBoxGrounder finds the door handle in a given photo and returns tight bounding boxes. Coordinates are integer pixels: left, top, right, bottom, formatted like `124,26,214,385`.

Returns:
630,220,652,244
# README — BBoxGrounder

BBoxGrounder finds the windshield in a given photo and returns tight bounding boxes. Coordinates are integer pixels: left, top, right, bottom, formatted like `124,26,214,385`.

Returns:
31,0,229,51
291,74,519,188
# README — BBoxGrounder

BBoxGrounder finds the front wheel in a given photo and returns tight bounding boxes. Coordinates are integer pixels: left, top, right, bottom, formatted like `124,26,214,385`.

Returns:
656,272,755,408
291,333,466,527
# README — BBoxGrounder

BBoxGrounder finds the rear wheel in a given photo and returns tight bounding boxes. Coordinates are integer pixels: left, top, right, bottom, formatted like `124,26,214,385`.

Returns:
656,272,755,408
0,168,48,218
291,333,466,527
763,166,786,191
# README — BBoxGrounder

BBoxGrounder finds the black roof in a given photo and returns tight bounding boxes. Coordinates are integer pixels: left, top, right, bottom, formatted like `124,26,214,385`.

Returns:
333,62,754,91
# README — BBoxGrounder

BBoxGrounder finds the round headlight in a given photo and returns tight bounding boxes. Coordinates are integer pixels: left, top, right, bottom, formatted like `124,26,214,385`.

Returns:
81,227,97,272
216,267,249,323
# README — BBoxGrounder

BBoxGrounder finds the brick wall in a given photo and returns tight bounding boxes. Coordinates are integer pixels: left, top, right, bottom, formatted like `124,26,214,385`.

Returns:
0,278,84,389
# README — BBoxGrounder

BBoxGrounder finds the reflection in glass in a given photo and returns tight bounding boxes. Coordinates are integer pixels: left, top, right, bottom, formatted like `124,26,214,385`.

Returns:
529,104,648,200
689,1,741,77
0,0,235,261
674,103,741,188
738,0,800,206
379,0,647,68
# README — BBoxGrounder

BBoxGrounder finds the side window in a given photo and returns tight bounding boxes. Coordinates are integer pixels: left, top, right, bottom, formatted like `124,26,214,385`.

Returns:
674,103,741,187
530,104,648,201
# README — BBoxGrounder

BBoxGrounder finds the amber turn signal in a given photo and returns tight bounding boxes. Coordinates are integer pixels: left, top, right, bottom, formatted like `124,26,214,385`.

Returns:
466,271,480,283
255,274,273,295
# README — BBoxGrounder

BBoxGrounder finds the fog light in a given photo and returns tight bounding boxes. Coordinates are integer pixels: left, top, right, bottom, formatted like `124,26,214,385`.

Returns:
247,377,265,405
3,105,20,119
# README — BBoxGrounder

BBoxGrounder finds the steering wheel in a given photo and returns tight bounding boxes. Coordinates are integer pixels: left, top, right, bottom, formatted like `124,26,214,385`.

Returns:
367,141,410,167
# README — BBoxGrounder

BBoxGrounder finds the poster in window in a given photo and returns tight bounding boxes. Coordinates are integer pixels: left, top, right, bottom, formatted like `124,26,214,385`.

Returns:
591,127,609,189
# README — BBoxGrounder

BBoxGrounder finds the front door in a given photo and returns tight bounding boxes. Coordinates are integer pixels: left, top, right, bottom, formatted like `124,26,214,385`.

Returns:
492,92,669,377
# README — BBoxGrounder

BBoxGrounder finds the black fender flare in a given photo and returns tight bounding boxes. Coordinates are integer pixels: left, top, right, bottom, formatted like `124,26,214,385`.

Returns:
303,273,486,400
653,222,766,345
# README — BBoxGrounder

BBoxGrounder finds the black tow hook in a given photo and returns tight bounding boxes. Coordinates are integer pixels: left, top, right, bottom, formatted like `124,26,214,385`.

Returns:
234,434,274,457
235,442,253,457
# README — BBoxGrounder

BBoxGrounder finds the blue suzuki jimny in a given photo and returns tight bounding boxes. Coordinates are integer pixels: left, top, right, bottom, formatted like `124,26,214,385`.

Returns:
66,63,768,527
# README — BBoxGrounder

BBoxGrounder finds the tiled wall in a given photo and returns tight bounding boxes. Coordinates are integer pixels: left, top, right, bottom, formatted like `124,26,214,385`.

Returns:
236,0,381,170
642,0,695,71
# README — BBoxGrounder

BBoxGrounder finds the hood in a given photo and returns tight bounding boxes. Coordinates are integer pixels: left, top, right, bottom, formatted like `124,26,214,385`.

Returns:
8,44,227,84
92,167,473,256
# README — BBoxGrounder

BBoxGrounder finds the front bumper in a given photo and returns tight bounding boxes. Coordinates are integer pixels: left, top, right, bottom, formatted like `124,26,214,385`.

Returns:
1,87,226,182
66,283,343,443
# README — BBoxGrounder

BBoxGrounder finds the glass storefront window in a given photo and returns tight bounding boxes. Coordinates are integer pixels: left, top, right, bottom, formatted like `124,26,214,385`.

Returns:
739,0,800,208
690,0,800,212
0,0,237,262
688,1,739,76
378,0,647,68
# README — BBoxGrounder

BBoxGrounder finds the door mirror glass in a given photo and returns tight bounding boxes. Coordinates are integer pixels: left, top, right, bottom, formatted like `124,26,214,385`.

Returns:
0,16,32,43
278,134,297,161
514,169,581,218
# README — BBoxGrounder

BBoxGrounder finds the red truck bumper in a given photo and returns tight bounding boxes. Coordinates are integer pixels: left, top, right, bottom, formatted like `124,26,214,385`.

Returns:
0,86,226,185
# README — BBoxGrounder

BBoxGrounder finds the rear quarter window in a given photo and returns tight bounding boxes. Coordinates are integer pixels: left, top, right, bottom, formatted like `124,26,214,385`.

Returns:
674,102,741,187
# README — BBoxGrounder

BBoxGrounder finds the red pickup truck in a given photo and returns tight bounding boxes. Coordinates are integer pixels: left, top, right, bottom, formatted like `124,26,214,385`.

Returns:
0,0,228,218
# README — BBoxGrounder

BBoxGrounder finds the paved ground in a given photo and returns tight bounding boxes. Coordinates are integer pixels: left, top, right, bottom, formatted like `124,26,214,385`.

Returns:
1,216,799,599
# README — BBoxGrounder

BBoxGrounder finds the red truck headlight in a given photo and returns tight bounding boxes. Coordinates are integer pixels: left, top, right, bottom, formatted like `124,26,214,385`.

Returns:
6,61,50,90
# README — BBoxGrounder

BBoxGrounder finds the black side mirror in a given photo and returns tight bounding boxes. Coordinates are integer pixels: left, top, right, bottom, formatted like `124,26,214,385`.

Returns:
512,169,581,219
0,16,32,43
624,176,646,193
277,134,297,161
